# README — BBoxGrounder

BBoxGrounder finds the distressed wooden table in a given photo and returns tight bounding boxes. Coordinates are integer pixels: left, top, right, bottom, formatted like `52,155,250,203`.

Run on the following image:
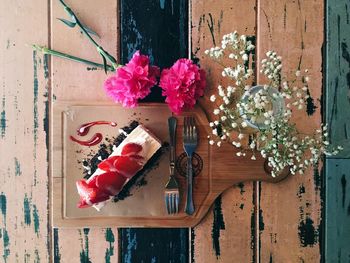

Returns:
0,0,349,262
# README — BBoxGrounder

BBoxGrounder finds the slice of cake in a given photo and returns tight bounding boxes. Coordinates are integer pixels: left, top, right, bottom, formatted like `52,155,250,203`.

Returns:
76,125,161,209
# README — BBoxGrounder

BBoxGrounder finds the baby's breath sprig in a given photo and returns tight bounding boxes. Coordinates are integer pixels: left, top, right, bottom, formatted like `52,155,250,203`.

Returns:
205,32,342,177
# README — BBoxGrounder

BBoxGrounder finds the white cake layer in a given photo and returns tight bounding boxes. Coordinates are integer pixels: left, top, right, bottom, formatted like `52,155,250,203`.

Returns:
85,125,162,210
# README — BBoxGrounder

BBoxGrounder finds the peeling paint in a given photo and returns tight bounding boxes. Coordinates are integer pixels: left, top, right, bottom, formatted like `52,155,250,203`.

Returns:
33,204,40,235
237,182,245,195
305,88,317,116
341,42,350,92
104,228,115,263
212,195,225,258
14,158,21,176
341,174,347,208
23,195,31,226
53,229,61,263
2,229,10,262
0,95,6,138
190,228,195,263
159,0,165,9
298,217,319,247
124,228,137,263
33,51,38,146
79,228,91,263
0,194,6,218
297,184,306,198
34,249,40,263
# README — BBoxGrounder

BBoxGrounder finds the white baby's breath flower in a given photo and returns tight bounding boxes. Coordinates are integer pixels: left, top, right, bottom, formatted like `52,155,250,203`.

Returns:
210,95,216,102
242,54,248,61
238,133,244,140
241,121,248,128
209,140,215,145
213,109,220,115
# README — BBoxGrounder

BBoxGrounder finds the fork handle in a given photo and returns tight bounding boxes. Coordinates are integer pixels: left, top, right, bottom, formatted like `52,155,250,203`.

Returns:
185,155,195,215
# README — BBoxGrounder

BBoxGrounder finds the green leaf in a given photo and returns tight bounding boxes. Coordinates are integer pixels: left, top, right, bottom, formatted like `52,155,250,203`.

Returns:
57,18,100,38
81,23,100,38
57,18,76,28
102,55,108,74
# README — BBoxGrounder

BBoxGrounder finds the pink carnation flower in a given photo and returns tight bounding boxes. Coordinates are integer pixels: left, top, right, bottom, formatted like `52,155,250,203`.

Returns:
159,58,206,115
104,51,160,107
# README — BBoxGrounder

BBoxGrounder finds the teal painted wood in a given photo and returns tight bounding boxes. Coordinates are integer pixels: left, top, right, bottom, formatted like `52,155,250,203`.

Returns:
325,159,350,262
325,0,350,158
325,0,350,262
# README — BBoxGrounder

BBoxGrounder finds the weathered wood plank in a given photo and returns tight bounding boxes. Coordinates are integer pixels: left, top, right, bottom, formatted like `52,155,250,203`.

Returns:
118,0,190,260
325,159,350,262
119,228,188,263
325,0,350,158
325,0,350,261
257,1,324,262
54,228,118,263
191,0,257,261
51,1,120,262
121,0,188,102
0,0,50,262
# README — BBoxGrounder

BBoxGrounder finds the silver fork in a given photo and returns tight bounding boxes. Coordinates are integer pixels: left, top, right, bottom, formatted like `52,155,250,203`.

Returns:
164,117,180,214
183,116,198,215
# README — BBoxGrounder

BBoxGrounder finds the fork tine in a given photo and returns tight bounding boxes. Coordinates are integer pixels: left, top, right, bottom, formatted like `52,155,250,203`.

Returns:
171,193,176,214
175,193,179,213
192,117,197,141
165,194,170,214
190,116,194,139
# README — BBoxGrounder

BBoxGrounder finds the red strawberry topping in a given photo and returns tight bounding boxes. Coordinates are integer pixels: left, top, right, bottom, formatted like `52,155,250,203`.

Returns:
96,171,126,196
121,143,143,155
98,156,119,172
77,143,146,208
76,179,110,208
113,155,143,178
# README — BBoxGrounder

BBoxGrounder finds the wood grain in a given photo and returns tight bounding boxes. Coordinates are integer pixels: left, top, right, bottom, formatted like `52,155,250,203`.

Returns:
1,0,347,261
0,0,51,262
257,1,324,262
50,0,120,262
191,0,258,261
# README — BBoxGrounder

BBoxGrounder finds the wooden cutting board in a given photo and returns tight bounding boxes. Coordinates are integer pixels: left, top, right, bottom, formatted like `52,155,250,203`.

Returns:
52,102,288,227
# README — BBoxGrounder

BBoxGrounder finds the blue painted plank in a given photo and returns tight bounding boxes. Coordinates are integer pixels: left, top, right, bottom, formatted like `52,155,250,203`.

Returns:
119,228,189,263
325,0,350,158
119,0,189,262
324,0,350,261
325,159,350,262
120,0,188,102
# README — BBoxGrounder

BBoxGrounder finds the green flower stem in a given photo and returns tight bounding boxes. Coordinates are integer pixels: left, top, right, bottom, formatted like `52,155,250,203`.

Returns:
59,0,119,70
32,45,115,72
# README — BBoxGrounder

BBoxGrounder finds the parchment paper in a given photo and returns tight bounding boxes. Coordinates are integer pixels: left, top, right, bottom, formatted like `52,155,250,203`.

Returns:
63,105,172,218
